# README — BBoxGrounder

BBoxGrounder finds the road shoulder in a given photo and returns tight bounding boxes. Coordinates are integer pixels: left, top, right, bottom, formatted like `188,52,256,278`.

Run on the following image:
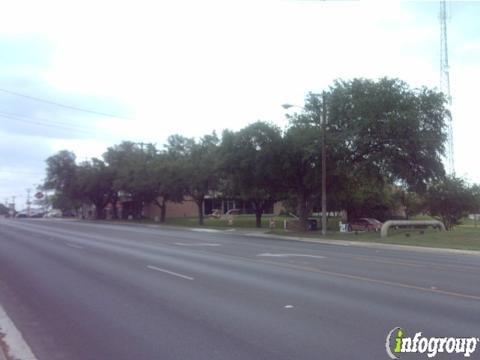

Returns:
44,218,480,256
0,303,37,360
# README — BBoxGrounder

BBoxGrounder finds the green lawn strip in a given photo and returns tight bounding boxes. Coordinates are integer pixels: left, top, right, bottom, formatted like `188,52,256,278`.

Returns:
99,215,290,230
164,215,289,228
268,226,480,251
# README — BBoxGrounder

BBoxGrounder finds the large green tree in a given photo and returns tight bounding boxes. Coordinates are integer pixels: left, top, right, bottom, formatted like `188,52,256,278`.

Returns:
103,138,192,222
285,78,449,225
43,150,81,213
76,158,116,219
281,117,322,228
44,150,78,195
174,133,220,225
103,142,159,219
426,176,479,230
220,121,284,227
327,77,447,192
150,151,186,223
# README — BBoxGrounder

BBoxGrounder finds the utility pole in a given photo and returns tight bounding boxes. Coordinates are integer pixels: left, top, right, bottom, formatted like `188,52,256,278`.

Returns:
282,98,328,234
26,188,31,217
321,92,327,236
136,142,156,153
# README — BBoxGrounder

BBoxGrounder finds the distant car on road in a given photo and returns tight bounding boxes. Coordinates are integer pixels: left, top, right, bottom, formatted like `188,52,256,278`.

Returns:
44,209,62,218
30,212,45,218
348,218,382,232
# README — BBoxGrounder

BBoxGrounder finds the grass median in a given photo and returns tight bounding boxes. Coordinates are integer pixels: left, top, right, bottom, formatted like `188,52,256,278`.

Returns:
103,214,287,229
268,222,480,252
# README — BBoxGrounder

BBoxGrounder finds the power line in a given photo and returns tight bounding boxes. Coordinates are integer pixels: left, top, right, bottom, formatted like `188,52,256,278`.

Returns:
0,170,45,176
0,87,131,120
0,113,95,136
0,109,94,133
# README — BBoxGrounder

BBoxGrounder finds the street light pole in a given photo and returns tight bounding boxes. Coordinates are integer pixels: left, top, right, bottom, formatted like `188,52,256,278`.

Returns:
321,92,327,236
282,93,328,234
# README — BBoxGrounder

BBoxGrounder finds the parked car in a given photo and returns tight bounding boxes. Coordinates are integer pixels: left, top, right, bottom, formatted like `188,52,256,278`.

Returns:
348,218,383,232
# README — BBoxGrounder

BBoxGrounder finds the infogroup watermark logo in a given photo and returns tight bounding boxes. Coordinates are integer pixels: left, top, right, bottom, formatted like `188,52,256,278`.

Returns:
386,327,479,359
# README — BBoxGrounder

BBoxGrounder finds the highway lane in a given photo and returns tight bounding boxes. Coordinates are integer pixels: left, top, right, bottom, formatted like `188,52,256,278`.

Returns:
0,218,479,360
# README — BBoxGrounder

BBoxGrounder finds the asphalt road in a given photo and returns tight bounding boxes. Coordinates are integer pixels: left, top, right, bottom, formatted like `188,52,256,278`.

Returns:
0,218,479,360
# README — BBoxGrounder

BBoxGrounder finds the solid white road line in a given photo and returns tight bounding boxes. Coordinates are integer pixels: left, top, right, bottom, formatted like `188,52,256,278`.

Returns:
256,253,326,259
0,303,38,360
174,242,221,247
146,265,195,281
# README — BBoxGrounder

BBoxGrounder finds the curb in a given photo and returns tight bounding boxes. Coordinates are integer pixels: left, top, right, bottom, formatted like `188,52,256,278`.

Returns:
0,303,37,360
0,334,8,360
247,232,480,256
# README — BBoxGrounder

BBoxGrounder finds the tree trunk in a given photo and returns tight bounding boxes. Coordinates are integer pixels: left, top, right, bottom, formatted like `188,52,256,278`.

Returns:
253,201,263,228
196,198,204,225
112,200,118,219
155,198,168,223
111,193,118,219
95,204,105,219
134,200,143,219
297,193,309,231
255,210,262,228
160,199,167,223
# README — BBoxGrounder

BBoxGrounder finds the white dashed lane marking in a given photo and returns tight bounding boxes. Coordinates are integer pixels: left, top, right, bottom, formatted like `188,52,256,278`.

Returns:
174,243,221,247
147,265,195,281
257,253,325,259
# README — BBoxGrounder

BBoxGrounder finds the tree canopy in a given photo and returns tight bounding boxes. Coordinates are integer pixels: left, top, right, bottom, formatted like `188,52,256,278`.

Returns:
0,203,9,215
220,121,284,227
42,77,466,230
425,176,479,230
182,132,220,225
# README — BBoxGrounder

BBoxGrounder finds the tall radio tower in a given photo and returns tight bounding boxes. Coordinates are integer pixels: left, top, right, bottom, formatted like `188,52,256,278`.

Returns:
440,0,454,174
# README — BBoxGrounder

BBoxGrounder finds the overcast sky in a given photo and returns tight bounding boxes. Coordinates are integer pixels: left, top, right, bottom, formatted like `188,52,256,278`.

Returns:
1,0,479,209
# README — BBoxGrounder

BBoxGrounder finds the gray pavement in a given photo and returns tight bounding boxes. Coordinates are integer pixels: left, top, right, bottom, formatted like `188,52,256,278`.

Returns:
0,218,479,360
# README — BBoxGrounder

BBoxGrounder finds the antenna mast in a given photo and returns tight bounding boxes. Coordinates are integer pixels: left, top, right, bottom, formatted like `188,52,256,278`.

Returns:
440,0,454,174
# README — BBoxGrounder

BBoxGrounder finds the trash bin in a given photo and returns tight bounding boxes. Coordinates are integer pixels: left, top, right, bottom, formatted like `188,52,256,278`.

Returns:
307,218,317,231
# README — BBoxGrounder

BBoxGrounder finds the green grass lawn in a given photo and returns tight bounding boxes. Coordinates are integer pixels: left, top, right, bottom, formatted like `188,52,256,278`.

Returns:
164,214,307,229
269,223,480,251
165,214,342,230
107,214,291,229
